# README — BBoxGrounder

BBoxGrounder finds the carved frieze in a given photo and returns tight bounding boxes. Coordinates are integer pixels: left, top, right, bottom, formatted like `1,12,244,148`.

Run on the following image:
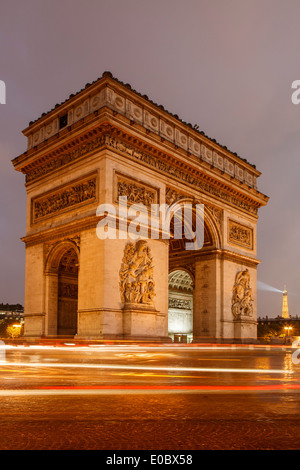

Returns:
114,173,159,208
105,134,259,215
32,174,97,224
232,269,254,318
168,298,191,310
22,75,259,194
165,187,188,206
119,240,155,306
228,219,253,249
26,130,259,216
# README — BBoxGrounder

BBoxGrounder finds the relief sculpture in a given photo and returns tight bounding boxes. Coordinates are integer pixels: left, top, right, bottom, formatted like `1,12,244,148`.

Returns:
232,269,253,318
119,240,155,306
32,177,97,223
228,220,253,249
117,179,157,207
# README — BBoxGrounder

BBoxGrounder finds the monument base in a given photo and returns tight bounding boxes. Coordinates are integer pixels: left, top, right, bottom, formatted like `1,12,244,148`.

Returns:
234,316,257,341
123,303,167,339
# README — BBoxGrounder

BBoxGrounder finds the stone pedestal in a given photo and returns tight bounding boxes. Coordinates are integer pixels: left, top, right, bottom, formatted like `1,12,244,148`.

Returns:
234,316,257,342
23,313,45,337
77,309,123,339
123,304,160,339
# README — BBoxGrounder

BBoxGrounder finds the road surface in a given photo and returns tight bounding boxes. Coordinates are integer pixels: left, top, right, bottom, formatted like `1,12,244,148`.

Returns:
0,341,299,450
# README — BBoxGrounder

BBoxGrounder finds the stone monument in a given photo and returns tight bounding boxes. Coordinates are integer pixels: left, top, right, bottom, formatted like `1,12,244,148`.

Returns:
12,71,269,341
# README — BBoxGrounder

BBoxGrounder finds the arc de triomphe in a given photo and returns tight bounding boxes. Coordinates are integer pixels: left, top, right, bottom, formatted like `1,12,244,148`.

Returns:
12,72,268,342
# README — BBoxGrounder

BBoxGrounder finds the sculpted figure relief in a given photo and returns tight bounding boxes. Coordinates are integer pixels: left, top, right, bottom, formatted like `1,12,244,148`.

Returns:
117,180,156,207
232,269,253,318
119,240,155,306
33,178,96,221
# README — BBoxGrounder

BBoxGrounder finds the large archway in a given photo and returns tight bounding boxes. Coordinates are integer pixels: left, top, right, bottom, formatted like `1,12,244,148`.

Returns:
168,203,221,342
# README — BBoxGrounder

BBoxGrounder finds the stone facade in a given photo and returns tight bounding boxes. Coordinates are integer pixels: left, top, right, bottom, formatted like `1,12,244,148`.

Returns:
12,72,269,341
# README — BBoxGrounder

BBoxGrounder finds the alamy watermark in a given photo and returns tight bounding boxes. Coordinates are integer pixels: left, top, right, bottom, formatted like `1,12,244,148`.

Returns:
0,80,6,104
292,339,300,365
96,198,205,251
291,80,300,104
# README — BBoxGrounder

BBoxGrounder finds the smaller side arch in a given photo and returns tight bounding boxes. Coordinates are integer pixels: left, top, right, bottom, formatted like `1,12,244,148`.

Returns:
45,239,80,273
44,240,80,337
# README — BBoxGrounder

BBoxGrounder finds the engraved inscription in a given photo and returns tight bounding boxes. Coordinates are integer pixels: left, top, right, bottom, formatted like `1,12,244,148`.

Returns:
168,298,191,310
228,219,253,249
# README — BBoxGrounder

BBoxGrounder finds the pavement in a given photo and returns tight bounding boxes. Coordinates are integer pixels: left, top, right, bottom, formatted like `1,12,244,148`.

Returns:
0,338,299,451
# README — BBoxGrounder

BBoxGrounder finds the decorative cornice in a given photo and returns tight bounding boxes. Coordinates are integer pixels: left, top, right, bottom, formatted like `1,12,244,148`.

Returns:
104,130,263,216
18,125,108,183
12,72,268,209
20,71,258,175
169,248,260,269
21,215,98,247
199,249,260,267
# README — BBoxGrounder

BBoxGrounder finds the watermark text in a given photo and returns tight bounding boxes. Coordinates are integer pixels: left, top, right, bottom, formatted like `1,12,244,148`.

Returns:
0,80,6,104
96,199,205,251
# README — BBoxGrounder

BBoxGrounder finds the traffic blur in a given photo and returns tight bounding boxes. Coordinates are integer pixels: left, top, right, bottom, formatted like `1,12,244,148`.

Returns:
0,341,299,394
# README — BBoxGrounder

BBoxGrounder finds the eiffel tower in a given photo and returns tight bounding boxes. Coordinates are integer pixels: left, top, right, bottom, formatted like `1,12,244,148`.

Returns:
282,285,289,319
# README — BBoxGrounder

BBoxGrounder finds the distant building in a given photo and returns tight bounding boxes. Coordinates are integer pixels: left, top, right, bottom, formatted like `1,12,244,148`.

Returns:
257,315,300,342
0,309,24,320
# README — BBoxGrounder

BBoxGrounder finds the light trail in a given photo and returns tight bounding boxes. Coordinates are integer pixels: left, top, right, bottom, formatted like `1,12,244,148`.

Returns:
0,361,294,374
0,343,294,353
0,384,300,396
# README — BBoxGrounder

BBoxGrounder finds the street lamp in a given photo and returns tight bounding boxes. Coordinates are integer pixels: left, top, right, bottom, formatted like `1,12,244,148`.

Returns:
6,323,22,339
284,326,293,344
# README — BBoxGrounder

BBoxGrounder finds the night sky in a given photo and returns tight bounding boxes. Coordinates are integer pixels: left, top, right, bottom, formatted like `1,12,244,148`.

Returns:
1,0,300,317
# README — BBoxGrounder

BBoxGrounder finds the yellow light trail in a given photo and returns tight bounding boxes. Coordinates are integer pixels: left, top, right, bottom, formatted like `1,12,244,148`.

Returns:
0,361,294,375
